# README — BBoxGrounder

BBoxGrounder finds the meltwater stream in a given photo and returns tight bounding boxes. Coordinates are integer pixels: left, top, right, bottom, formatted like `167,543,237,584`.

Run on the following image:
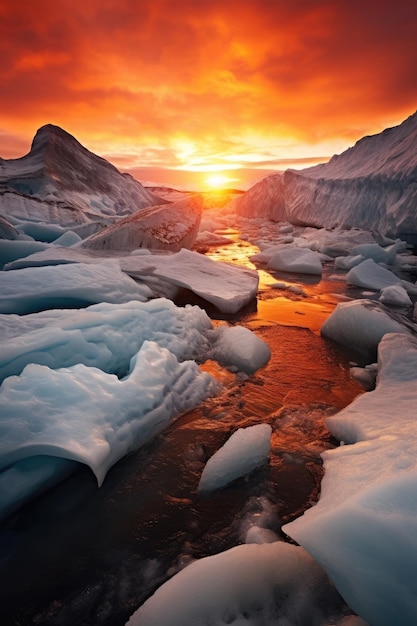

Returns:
0,230,364,626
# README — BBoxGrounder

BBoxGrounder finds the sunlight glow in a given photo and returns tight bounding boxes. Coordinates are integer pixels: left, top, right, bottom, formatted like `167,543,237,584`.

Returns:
205,173,234,189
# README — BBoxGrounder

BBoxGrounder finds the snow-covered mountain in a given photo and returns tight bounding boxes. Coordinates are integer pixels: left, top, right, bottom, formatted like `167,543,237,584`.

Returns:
229,111,417,238
0,124,166,227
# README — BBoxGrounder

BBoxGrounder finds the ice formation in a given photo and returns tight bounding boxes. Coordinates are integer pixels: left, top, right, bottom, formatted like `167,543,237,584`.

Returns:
198,424,272,493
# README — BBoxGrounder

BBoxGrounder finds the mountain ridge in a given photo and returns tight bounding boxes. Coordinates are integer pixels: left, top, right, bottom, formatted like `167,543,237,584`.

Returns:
0,124,166,226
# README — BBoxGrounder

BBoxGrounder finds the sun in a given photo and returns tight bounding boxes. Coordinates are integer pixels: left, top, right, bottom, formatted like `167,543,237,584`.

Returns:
205,173,232,189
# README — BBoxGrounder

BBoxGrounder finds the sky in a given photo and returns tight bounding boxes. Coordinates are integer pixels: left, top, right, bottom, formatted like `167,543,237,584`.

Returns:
1,0,416,190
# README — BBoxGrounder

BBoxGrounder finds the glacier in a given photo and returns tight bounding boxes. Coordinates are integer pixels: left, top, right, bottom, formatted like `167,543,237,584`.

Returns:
228,111,417,239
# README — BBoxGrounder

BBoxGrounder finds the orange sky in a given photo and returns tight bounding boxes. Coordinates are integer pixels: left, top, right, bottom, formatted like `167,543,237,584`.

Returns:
1,0,416,189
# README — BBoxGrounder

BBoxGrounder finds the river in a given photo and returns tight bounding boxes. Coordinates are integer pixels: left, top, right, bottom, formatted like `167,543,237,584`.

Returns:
0,226,364,625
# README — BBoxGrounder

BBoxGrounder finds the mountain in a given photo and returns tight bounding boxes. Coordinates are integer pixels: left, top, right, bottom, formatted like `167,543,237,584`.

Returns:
0,125,166,228
228,111,417,239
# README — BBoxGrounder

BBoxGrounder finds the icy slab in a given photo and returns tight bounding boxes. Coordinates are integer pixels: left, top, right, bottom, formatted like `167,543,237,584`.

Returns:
379,284,412,307
334,254,364,271
267,246,323,275
0,260,152,314
5,247,259,314
198,424,272,494
81,194,203,252
209,325,271,374
17,221,68,242
126,541,360,626
346,258,401,290
0,299,270,383
52,230,82,247
283,333,417,626
0,299,212,382
0,340,217,488
350,242,399,265
195,230,234,246
121,248,259,314
0,239,49,269
320,299,412,358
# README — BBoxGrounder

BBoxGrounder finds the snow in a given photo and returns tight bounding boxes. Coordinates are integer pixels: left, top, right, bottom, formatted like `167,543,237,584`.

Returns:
198,424,272,494
283,333,417,626
126,541,361,626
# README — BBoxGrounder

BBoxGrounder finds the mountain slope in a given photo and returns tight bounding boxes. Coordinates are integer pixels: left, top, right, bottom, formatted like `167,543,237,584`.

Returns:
0,125,166,227
229,111,417,238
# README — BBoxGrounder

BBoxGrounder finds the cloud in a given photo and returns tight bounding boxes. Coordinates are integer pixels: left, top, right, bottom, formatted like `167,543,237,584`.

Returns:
1,0,416,172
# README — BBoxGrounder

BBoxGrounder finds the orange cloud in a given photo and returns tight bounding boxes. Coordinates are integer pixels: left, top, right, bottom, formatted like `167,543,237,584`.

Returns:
1,0,416,187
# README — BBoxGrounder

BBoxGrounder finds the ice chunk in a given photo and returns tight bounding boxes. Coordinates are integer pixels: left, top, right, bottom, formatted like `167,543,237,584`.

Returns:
126,542,354,626
198,424,272,493
5,247,259,314
321,299,410,358
52,230,82,247
379,284,412,307
0,260,152,314
0,239,49,268
283,333,417,626
210,325,271,373
267,247,322,275
351,242,399,265
0,299,213,382
346,258,401,290
0,340,217,489
81,194,203,252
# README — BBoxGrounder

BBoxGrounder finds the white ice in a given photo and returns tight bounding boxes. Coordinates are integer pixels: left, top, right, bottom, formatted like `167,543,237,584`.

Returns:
267,246,323,275
283,333,417,626
0,296,270,518
5,247,259,314
379,284,412,307
126,541,363,626
320,299,411,357
346,258,401,290
0,299,270,383
0,260,152,314
198,424,272,494
0,341,218,488
209,325,271,374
